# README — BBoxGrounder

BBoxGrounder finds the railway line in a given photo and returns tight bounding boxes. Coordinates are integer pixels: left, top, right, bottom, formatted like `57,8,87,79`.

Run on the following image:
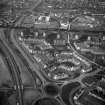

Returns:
0,37,23,105
0,24,105,33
